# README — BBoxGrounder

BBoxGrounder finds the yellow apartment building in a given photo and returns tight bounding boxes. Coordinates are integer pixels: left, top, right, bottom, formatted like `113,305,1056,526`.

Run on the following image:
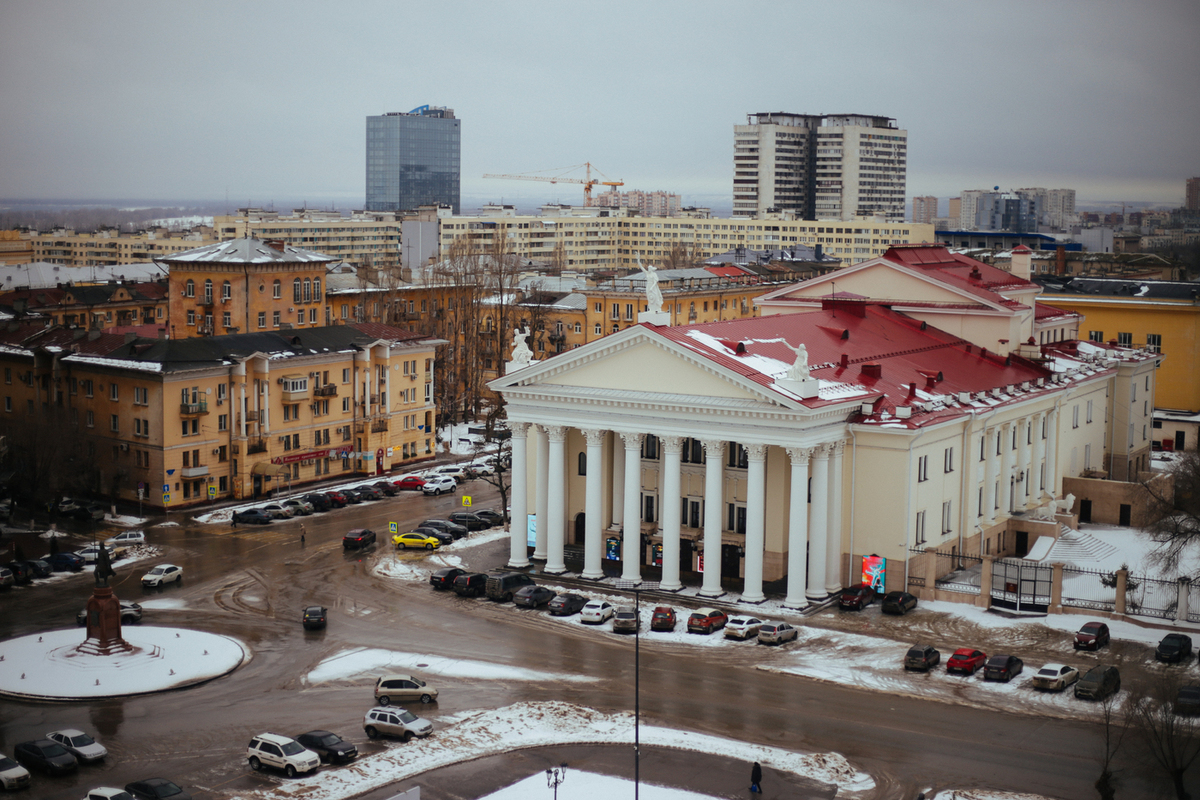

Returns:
30,228,218,266
0,281,168,330
213,208,403,268
0,231,33,265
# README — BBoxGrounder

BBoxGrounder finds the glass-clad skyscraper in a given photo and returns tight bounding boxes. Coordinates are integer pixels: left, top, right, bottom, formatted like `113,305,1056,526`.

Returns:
366,106,461,214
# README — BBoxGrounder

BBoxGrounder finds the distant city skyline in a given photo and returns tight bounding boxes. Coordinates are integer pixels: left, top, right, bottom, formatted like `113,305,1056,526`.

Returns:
1,2,1196,211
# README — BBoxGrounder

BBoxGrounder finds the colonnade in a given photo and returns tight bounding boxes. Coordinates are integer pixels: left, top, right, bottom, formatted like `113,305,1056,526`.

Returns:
982,409,1056,523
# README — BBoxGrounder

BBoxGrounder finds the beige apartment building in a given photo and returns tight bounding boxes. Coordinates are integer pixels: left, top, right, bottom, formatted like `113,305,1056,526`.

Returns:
213,208,403,269
30,228,218,266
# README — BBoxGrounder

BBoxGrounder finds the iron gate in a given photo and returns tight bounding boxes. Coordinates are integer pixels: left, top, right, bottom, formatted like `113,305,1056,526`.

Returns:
990,559,1052,613
1061,566,1117,613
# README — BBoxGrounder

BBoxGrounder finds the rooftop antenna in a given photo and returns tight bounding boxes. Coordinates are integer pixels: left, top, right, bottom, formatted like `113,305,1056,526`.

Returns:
830,280,837,317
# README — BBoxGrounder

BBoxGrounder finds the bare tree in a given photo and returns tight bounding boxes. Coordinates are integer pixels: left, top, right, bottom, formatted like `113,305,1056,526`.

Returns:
1141,451,1198,579
469,406,512,524
0,406,96,512
1130,677,1200,798
1095,689,1132,799
661,241,706,271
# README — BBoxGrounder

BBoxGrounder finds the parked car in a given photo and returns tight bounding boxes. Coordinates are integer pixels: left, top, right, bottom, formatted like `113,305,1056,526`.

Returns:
260,503,294,519
295,730,357,764
420,519,469,539
724,616,764,640
650,606,677,631
412,526,455,546
124,778,192,800
372,481,399,497
282,498,314,516
467,461,496,477
1074,621,1111,651
13,739,77,775
341,489,364,504
83,789,133,800
757,621,798,645
303,493,332,512
513,585,557,608
109,530,146,546
0,566,13,589
548,593,588,617
612,606,640,633
946,648,987,675
357,485,384,501
839,583,876,611
24,559,52,578
434,465,469,483
1176,685,1200,715
422,476,458,496
75,544,116,564
485,572,535,602
5,562,34,585
363,707,432,741
452,572,489,597
447,511,488,531
72,503,107,522
302,606,327,630
687,607,728,634
1156,633,1194,663
430,567,468,590
342,529,377,549
903,644,941,671
1075,665,1121,700
983,654,1024,682
232,509,273,525
881,591,918,615
580,600,615,624
1032,663,1080,692
374,674,438,705
472,508,505,526
77,600,142,626
45,729,107,762
46,552,85,572
393,532,440,551
141,564,182,588
0,756,30,791
323,491,349,508
394,475,426,491
246,733,319,777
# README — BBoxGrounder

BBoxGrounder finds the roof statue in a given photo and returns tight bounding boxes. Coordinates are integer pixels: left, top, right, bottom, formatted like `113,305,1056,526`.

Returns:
511,326,533,368
783,340,810,381
636,254,664,315
94,544,115,588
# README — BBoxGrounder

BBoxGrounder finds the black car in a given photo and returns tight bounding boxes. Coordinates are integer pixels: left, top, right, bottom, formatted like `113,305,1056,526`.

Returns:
125,778,193,800
881,591,917,615
45,552,85,572
838,583,875,611
302,606,328,630
13,739,77,775
513,585,557,608
485,572,536,602
1156,633,1194,663
372,481,399,497
453,572,488,597
295,730,357,764
412,526,455,546
1075,665,1121,700
5,562,33,585
77,600,143,626
1177,685,1200,715
342,529,376,549
430,567,468,590
903,644,940,671
548,593,588,616
232,509,273,525
447,511,488,531
983,654,1024,682
341,489,364,504
420,519,469,539
24,559,53,578
472,508,505,526
303,493,332,512
72,503,106,521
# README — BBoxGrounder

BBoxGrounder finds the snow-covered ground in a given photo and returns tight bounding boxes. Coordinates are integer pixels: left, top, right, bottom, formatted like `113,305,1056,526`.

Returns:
484,770,722,800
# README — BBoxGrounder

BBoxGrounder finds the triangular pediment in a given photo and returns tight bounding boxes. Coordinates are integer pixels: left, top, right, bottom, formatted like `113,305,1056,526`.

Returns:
778,261,979,305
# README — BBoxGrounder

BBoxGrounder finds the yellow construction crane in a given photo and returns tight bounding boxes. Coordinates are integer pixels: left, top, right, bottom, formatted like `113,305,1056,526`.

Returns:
482,162,624,206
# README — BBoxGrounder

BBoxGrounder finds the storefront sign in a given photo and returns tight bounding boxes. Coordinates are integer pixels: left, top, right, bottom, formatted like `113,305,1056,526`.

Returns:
861,554,886,592
272,447,351,465
605,537,621,561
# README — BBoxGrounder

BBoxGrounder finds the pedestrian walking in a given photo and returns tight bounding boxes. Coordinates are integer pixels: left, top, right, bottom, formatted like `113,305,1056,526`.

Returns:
230,513,238,528
300,523,306,545
750,761,762,794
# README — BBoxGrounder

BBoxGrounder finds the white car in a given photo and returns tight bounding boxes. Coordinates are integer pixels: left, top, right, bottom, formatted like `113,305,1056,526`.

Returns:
1032,663,1080,692
757,621,799,645
468,461,496,476
83,790,133,800
108,530,145,546
282,498,314,516
422,475,458,496
246,733,320,777
45,728,107,762
724,616,764,640
435,465,469,483
141,564,183,587
0,756,30,791
580,600,615,624
75,544,116,564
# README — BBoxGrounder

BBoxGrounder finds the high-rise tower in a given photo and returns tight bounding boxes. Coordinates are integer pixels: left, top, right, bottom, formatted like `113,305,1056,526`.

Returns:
366,106,461,214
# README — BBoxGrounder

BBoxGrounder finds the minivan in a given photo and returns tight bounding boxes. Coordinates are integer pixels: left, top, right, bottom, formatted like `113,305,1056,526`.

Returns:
485,572,535,602
1075,665,1121,700
903,644,940,671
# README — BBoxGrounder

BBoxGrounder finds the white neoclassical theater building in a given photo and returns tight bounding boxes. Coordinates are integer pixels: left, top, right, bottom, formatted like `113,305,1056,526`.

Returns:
489,245,1161,605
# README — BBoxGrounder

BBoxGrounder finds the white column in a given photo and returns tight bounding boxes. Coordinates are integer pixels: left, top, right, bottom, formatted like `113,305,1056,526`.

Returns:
1045,408,1059,497
239,382,247,437
535,426,550,561
807,444,830,601
507,422,531,568
582,428,605,579
659,436,684,592
621,432,644,583
743,443,767,603
611,432,625,527
1016,418,1030,509
984,427,998,524
261,379,270,434
999,422,1014,515
699,439,725,598
545,425,568,574
1032,413,1046,502
784,447,812,608
825,440,845,595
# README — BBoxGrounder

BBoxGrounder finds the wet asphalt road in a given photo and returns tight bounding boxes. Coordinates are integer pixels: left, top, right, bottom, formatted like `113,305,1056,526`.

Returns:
0,485,1191,800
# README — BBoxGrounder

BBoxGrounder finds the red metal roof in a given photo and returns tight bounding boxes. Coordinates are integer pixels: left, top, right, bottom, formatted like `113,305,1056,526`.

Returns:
704,265,749,278
1034,301,1081,321
881,245,1038,305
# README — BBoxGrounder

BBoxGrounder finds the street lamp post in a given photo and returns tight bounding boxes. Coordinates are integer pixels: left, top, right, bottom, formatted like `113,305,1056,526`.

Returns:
546,762,567,800
615,579,659,800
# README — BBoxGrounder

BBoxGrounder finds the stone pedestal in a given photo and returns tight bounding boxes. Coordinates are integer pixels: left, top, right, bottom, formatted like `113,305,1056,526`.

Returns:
774,377,820,400
77,587,132,656
637,310,670,326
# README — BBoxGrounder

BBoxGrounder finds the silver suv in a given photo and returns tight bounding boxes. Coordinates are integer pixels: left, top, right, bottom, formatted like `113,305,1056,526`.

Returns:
246,733,320,777
363,707,433,741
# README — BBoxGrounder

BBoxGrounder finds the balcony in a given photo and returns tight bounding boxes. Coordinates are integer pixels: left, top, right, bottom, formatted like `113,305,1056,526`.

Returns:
181,464,209,478
244,410,259,422
371,419,389,433
180,401,209,416
247,438,267,455
314,384,338,397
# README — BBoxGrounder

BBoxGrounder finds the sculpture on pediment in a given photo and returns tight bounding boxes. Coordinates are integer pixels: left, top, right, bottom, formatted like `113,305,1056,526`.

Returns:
511,326,533,367
636,254,664,314
783,340,810,381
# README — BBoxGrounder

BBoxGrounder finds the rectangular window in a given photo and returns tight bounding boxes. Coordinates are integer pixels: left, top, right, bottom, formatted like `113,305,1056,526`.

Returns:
1117,332,1132,346
1073,405,1080,428
342,368,351,383
273,311,280,327
1088,330,1103,343
110,384,119,401
1086,399,1093,423
3,397,9,412
218,414,228,431
86,410,94,427
943,447,954,473
1147,333,1162,353
223,311,232,328
915,510,926,544
110,414,119,432
942,500,952,534
281,377,308,393
3,368,8,384
257,312,266,328
917,455,928,482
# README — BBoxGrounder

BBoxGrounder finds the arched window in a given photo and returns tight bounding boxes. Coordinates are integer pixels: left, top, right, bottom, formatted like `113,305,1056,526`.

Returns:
577,452,587,476
222,280,231,300
184,279,194,298
313,278,321,301
203,279,213,303
272,279,281,299
293,278,302,303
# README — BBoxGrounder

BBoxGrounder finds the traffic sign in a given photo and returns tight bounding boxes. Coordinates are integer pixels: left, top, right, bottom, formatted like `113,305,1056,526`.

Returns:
462,495,472,507
162,484,169,493
163,492,170,504
208,485,216,498
137,488,144,500
138,482,145,489
389,521,398,535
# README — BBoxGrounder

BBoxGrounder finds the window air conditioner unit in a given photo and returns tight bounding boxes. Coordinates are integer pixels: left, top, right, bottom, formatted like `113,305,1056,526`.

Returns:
119,443,129,451
216,398,223,405
212,448,220,455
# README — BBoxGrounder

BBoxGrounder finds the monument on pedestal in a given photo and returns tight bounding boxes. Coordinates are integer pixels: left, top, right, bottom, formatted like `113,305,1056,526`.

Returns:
773,340,820,399
506,326,534,374
76,545,132,656
635,255,670,326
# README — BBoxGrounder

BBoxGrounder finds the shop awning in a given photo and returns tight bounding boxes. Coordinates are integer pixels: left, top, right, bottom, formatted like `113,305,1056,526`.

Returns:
251,462,289,477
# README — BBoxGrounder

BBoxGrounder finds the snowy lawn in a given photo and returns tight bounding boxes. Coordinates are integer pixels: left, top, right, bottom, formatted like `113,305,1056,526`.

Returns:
306,648,596,685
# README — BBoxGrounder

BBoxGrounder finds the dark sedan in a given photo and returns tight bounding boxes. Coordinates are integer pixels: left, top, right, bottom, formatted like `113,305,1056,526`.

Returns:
1156,633,1193,663
447,511,488,531
881,591,917,615
45,552,85,572
430,567,468,590
232,509,273,525
420,519,468,539
358,486,384,501
302,606,328,630
412,526,455,546
472,508,505,526
341,489,364,504
372,481,399,496
342,529,376,549
5,562,33,585
295,730,357,764
303,493,332,512
453,572,488,597
513,585,557,608
839,583,875,611
25,559,53,578
548,593,588,617
14,739,77,775
983,654,1024,682
125,778,193,800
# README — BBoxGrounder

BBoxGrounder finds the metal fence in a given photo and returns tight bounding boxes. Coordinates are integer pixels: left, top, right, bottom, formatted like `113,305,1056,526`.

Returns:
1061,565,1117,613
990,559,1053,613
1190,582,1200,624
907,548,982,595
1126,575,1178,620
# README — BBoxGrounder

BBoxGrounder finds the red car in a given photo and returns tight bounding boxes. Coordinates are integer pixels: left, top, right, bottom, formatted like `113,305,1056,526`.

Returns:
686,607,728,634
394,475,426,491
839,583,875,611
1074,621,1111,651
946,648,987,675
650,606,677,632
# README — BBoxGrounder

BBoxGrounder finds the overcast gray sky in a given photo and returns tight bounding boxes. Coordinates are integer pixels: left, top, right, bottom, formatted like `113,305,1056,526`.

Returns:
1,0,1197,211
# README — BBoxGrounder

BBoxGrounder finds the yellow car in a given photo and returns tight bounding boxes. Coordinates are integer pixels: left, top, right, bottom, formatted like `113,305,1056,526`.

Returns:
392,532,440,550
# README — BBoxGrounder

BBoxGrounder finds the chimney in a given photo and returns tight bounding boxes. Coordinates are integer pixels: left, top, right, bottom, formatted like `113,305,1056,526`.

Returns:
1056,245,1066,276
1011,245,1032,280
861,363,882,379
839,353,849,368
265,239,286,252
